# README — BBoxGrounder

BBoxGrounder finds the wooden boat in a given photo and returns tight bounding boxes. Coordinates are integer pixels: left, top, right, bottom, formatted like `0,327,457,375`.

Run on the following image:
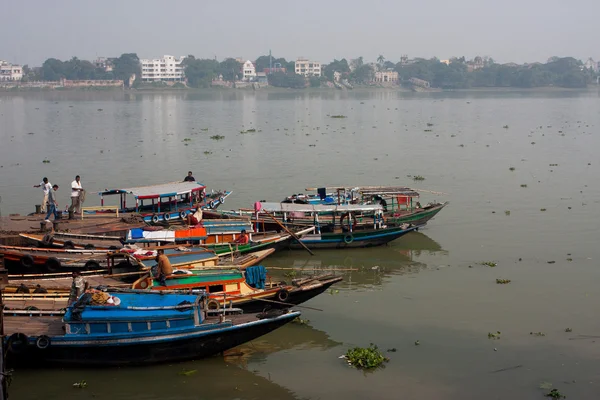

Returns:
2,289,300,367
239,202,419,249
131,266,343,313
109,248,276,272
124,225,314,256
20,232,123,250
94,181,232,224
0,243,244,273
282,186,448,227
0,244,111,272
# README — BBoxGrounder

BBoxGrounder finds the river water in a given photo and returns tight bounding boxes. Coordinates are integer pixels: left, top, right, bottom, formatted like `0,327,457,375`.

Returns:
1,89,600,399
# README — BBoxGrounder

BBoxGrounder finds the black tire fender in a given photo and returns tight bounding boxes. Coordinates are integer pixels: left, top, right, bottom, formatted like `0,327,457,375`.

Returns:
276,288,290,302
7,333,29,354
36,335,51,350
207,299,220,310
44,257,62,272
20,255,35,269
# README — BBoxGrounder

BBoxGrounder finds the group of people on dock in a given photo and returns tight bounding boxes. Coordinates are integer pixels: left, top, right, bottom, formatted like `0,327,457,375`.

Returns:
33,175,84,223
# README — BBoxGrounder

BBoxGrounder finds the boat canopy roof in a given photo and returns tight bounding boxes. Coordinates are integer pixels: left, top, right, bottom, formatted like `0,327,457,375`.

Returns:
305,186,420,197
259,202,384,213
99,181,206,199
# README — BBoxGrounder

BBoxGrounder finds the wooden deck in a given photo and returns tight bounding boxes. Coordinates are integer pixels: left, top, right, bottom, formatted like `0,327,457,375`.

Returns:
0,214,143,239
8,274,127,292
4,315,64,336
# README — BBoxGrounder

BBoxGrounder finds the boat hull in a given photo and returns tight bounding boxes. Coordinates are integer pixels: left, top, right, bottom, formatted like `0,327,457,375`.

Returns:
289,226,418,249
7,312,298,367
234,277,343,313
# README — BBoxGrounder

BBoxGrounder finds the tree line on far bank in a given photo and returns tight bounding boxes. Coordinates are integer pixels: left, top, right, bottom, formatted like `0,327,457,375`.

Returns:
25,53,597,90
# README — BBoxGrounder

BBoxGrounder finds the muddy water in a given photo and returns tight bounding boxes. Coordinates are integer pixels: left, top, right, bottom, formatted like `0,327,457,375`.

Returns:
2,89,600,399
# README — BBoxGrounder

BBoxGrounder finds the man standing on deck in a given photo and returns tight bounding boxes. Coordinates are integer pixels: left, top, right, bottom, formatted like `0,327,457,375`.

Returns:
69,271,88,305
44,184,60,222
155,249,173,287
69,175,84,219
184,171,195,182
33,177,51,213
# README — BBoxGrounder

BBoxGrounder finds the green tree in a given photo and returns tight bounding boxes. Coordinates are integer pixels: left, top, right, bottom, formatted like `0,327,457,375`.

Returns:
268,72,306,88
112,53,141,85
41,58,65,81
309,76,321,87
323,58,350,81
183,57,219,88
218,58,242,81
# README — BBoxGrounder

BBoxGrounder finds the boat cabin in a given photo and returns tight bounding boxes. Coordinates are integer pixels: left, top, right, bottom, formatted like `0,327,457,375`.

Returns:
256,202,386,234
98,181,207,214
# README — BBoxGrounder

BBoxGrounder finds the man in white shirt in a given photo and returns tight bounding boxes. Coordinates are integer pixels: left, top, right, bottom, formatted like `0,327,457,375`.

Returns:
68,175,84,219
33,177,51,213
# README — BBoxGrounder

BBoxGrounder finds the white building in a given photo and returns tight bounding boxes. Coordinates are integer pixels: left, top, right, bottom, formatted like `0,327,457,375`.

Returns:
584,58,598,73
0,60,23,81
242,60,256,81
373,70,399,83
140,55,185,82
295,58,321,77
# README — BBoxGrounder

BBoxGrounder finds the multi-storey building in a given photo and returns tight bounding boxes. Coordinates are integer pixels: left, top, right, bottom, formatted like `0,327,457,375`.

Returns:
242,60,256,81
295,58,321,77
0,61,23,81
140,55,185,82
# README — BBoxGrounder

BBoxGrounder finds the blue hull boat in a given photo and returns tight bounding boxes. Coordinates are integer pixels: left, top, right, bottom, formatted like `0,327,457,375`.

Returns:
3,290,299,367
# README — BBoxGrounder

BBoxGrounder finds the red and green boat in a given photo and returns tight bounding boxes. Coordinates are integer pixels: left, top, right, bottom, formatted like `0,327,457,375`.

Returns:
131,266,342,313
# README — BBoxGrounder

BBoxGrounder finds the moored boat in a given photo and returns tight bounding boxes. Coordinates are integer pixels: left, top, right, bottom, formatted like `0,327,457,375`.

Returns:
131,266,343,313
247,202,419,249
92,181,232,224
3,289,300,367
282,186,448,227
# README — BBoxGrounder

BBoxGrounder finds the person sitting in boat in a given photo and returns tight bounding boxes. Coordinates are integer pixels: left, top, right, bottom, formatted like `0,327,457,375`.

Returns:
184,171,195,182
186,204,203,226
232,229,249,245
33,284,48,294
16,283,30,294
155,249,173,287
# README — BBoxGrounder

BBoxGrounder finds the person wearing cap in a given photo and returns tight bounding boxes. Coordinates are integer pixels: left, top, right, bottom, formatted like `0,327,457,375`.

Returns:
44,184,60,222
69,175,84,218
33,177,52,213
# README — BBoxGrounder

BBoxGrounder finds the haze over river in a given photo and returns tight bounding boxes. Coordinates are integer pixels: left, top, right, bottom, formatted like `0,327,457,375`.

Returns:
1,89,600,399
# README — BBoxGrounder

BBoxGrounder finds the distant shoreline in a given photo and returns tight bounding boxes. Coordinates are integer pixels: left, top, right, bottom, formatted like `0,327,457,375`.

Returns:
1,84,597,95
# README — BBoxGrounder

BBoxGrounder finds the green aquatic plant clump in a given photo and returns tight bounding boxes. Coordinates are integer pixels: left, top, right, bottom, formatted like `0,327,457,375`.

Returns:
345,344,389,370
480,261,497,267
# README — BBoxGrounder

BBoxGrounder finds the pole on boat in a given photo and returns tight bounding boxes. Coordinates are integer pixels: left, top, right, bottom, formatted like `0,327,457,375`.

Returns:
260,211,314,256
0,254,8,400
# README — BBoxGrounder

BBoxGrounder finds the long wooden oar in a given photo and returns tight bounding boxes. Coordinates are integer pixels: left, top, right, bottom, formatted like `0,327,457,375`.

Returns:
222,293,323,311
261,210,314,256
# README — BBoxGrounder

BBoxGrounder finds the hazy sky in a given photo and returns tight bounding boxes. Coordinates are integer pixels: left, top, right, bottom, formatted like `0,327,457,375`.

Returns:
1,0,598,66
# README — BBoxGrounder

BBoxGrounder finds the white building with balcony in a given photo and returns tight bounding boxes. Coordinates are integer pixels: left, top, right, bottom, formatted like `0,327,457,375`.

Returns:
140,55,185,82
242,60,256,81
295,58,321,77
0,61,23,81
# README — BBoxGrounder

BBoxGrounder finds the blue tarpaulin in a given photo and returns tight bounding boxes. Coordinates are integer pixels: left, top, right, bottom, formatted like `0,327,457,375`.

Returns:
245,265,267,289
